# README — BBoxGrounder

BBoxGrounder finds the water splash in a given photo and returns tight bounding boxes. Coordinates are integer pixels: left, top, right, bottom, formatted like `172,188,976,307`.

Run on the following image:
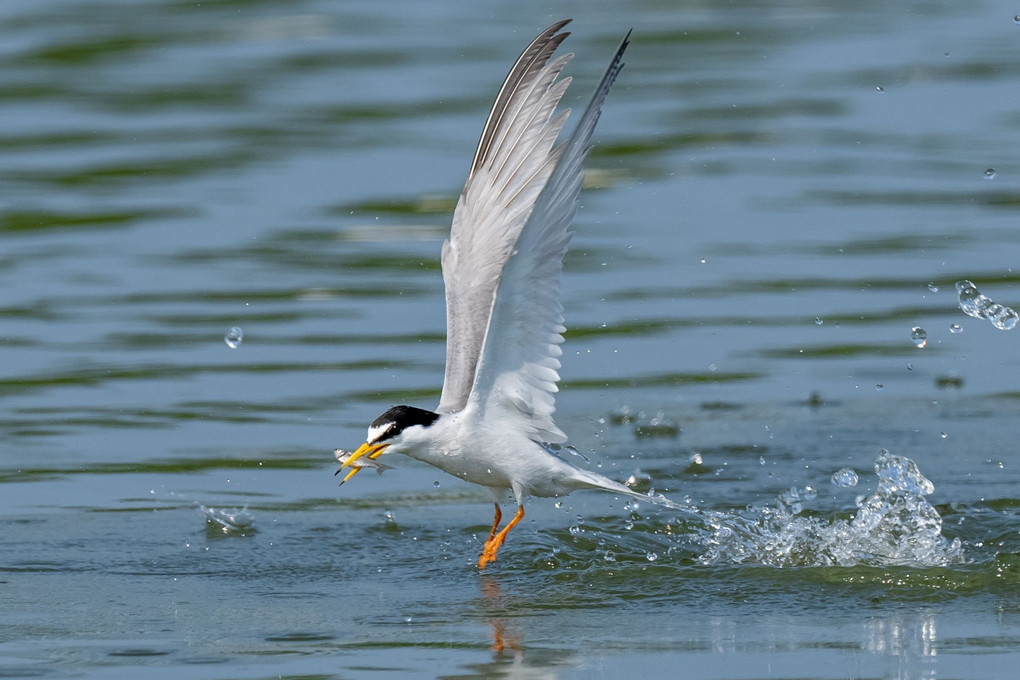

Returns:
955,280,1018,330
201,505,255,534
695,451,964,568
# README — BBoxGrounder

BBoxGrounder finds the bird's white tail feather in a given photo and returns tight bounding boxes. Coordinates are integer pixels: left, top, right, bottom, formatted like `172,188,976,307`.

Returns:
580,470,695,514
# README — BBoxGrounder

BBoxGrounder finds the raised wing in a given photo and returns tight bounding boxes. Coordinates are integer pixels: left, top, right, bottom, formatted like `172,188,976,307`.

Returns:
437,20,575,414
467,31,630,443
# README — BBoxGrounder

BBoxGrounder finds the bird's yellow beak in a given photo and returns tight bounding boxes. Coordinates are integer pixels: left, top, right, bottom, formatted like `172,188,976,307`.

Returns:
336,441,388,485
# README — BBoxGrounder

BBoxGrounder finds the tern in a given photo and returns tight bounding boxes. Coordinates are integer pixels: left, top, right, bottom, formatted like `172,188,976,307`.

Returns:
338,20,648,569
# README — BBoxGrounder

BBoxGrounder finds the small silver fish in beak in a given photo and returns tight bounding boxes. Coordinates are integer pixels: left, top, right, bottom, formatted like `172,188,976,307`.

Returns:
334,447,394,484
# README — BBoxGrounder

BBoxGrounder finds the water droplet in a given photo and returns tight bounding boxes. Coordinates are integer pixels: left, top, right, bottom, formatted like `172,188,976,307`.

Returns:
1015,15,1020,24
645,551,659,562
984,168,997,180
874,450,934,495
700,257,707,264
224,326,243,348
949,323,963,334
992,306,1019,331
955,280,1018,330
624,472,652,491
831,467,859,488
609,405,636,424
633,412,680,439
927,283,939,293
554,501,563,509
565,445,590,462
814,317,824,325
910,326,927,348
956,280,985,318
802,486,818,501
568,525,581,536
759,456,766,466
875,383,884,391
433,481,440,488
876,86,884,92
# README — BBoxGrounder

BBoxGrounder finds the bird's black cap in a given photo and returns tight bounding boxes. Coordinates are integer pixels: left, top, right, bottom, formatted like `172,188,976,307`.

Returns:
369,405,440,443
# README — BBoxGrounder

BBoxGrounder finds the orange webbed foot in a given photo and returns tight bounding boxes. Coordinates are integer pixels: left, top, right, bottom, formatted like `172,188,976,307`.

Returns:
478,540,500,570
476,504,524,570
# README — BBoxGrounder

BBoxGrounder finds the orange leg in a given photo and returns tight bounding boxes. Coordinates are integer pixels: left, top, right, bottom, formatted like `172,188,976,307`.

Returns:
486,502,502,543
478,504,525,570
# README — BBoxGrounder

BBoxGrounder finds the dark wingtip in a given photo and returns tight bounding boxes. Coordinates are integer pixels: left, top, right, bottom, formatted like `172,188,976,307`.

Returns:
617,29,632,62
620,29,633,57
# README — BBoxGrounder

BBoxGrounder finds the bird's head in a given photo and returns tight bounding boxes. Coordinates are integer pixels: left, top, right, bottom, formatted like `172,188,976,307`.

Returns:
336,405,440,485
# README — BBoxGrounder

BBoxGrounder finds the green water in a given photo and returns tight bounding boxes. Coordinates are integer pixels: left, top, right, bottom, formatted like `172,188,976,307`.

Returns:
3,1,1020,678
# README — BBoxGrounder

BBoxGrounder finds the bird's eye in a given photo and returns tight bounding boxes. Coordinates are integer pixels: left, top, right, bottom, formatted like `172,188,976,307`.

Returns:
368,422,398,444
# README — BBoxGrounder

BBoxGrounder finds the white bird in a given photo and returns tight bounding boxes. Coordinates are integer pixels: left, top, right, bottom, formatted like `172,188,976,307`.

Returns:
339,20,646,569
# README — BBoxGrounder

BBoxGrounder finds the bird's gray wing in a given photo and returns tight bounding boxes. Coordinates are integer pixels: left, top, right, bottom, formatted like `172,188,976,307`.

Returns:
466,31,629,443
437,20,575,414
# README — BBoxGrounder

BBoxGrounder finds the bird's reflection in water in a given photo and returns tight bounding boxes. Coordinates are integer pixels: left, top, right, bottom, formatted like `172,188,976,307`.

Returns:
480,576,522,654
467,576,578,680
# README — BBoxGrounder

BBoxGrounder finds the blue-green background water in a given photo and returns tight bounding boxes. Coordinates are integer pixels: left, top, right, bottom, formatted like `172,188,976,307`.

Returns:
3,1,1020,678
